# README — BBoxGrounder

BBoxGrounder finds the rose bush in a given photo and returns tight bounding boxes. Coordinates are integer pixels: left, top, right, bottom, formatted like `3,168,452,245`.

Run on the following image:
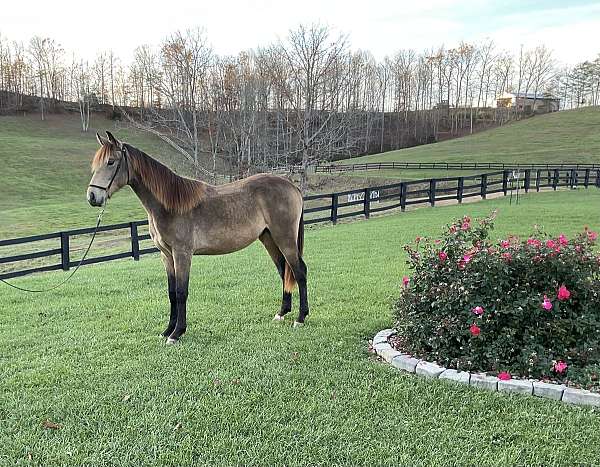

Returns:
393,212,600,390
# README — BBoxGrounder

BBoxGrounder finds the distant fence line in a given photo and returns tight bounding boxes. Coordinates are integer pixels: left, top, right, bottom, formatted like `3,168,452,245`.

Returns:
314,161,600,174
1,168,599,280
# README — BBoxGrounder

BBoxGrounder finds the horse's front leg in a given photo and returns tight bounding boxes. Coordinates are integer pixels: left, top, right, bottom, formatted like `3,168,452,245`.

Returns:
166,249,192,345
160,252,177,338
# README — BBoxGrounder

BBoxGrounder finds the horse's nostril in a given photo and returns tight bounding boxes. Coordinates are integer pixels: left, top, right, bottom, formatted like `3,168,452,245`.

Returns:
89,191,95,203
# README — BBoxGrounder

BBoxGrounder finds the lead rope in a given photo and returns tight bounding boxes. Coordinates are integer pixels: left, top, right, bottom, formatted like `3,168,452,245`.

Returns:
0,203,106,293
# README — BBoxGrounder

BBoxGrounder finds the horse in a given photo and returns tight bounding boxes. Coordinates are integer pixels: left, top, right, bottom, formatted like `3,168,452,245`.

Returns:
87,131,309,344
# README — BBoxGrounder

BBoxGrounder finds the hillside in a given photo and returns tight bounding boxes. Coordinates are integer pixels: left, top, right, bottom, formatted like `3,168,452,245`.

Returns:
0,114,198,237
342,107,600,165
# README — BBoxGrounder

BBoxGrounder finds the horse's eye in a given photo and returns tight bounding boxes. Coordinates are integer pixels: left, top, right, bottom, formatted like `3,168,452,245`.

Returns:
107,160,115,166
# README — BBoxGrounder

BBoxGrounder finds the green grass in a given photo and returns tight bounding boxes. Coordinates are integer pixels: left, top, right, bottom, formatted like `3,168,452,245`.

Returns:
2,190,600,465
0,114,196,238
334,107,600,181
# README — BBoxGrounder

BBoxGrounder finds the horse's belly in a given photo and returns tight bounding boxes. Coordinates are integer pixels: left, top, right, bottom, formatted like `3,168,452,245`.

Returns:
193,227,261,255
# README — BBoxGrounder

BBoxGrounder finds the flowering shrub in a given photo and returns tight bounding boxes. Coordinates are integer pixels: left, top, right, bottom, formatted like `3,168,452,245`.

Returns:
393,212,600,390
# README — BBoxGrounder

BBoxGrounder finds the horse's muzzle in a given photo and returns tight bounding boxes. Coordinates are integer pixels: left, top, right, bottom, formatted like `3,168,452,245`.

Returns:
87,188,104,207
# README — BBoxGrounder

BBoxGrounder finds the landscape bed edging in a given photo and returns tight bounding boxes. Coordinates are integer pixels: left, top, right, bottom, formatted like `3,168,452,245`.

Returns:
372,328,600,408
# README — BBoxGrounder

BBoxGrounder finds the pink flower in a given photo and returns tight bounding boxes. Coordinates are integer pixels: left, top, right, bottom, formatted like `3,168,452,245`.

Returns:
575,245,582,253
438,251,448,262
461,222,470,231
500,240,510,249
553,361,568,374
498,371,511,381
463,254,472,264
546,239,557,249
463,216,471,223
472,306,484,315
527,238,541,248
402,276,410,288
558,234,568,246
469,324,481,336
557,285,571,301
434,239,441,245
449,225,457,234
588,231,598,242
542,295,553,311
501,252,512,262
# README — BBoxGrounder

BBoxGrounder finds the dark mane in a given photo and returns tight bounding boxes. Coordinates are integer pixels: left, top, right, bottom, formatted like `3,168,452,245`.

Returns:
93,143,206,214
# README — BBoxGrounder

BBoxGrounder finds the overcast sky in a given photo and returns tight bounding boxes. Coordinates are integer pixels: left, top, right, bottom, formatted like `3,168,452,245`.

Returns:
2,0,600,65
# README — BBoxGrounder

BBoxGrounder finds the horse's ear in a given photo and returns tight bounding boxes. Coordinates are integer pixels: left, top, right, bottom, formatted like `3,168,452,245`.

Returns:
96,132,107,146
105,131,122,149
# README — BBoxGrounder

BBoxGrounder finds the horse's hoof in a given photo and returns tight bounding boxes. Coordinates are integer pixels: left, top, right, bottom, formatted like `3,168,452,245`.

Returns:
166,337,179,345
273,314,285,322
293,321,304,328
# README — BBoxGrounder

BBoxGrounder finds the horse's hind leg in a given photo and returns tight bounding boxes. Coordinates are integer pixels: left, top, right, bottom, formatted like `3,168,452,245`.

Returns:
259,230,292,320
274,242,308,327
160,252,177,338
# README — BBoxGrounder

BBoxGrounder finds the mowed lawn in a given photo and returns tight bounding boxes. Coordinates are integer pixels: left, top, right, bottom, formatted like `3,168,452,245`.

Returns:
1,190,600,465
332,107,600,181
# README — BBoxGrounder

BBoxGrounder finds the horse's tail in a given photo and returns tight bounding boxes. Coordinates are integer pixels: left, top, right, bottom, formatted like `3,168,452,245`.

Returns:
284,210,304,292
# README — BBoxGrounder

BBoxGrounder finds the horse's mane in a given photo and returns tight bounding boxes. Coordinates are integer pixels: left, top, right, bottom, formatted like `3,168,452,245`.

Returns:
92,143,206,214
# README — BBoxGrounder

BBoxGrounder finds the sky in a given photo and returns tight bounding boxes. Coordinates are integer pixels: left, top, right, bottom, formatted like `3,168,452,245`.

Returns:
2,0,600,65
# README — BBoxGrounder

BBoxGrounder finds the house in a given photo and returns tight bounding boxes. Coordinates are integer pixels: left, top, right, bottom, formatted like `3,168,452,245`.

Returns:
496,92,560,114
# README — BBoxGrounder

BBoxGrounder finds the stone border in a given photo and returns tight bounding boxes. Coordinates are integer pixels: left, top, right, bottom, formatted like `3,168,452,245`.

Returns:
372,328,600,408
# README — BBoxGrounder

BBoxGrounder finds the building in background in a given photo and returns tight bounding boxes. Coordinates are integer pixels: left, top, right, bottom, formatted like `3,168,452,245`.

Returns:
496,92,560,114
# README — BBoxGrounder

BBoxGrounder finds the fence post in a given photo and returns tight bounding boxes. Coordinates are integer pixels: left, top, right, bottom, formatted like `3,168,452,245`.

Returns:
502,171,509,196
571,169,577,189
553,169,559,191
130,221,140,260
429,179,436,207
584,169,590,188
457,177,464,203
400,183,407,211
364,188,371,219
597,169,600,188
331,193,338,225
524,169,531,193
60,232,70,271
481,174,488,199
535,170,541,192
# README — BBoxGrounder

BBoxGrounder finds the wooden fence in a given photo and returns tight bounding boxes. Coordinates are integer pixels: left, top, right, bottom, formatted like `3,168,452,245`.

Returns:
315,161,600,174
1,168,599,280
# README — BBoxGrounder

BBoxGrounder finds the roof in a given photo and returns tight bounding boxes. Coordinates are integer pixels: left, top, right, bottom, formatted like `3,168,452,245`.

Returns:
500,92,559,100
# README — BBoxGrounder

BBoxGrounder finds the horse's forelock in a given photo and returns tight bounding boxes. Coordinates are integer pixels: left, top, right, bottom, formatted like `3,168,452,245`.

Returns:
91,144,113,172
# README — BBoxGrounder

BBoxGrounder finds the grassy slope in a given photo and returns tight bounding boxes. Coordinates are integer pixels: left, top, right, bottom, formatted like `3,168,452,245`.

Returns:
1,190,600,465
0,114,194,237
334,107,600,180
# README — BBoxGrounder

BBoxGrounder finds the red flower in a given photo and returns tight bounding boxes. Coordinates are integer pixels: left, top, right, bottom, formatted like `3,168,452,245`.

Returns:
527,238,541,248
558,234,568,246
553,361,568,374
588,231,598,242
469,324,481,336
546,239,557,249
501,252,512,262
449,225,457,234
500,240,510,249
498,371,511,381
402,276,410,288
438,251,448,262
557,285,571,301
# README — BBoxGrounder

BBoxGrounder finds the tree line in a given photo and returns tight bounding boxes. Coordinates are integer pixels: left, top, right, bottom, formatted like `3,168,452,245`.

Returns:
1,25,599,188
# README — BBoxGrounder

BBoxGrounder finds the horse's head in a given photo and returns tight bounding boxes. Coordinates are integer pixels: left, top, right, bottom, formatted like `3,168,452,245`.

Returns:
87,131,129,207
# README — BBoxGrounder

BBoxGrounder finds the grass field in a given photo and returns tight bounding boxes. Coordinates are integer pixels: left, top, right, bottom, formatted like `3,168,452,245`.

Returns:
0,113,199,238
2,190,600,465
333,107,600,180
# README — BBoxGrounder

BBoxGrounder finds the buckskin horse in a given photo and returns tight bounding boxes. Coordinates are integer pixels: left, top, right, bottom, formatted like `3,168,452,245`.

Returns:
87,131,308,344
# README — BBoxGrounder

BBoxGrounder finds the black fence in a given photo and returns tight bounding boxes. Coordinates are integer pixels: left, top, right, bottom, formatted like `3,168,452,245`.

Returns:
1,168,599,280
315,161,600,174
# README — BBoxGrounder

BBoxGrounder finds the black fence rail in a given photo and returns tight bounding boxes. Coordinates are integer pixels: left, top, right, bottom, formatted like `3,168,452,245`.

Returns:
2,168,599,280
315,161,600,174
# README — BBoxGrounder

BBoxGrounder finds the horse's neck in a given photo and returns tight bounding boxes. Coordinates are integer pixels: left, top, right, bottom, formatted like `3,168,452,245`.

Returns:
129,179,165,219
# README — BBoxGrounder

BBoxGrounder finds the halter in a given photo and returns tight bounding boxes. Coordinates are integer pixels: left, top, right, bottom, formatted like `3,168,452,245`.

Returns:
88,146,130,193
